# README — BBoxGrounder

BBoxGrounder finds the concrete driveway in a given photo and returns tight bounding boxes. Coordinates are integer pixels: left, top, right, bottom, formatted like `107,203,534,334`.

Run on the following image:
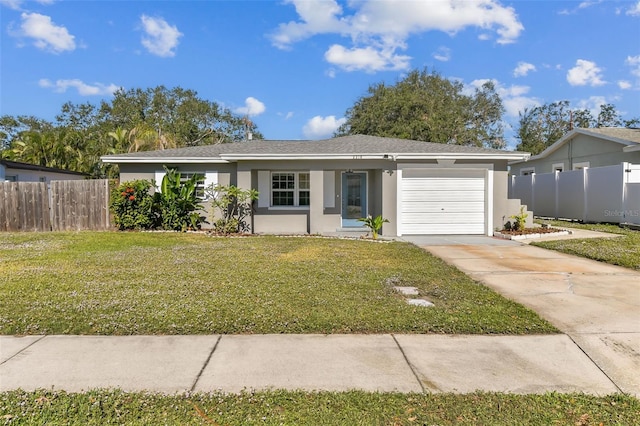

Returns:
407,233,640,396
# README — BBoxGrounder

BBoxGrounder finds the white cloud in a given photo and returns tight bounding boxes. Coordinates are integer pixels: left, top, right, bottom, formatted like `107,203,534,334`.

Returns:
324,44,410,72
497,84,540,117
0,0,22,10
576,96,609,117
627,1,640,16
566,59,606,86
433,46,451,62
16,12,75,53
559,0,603,15
618,80,632,89
1,0,53,10
626,55,640,77
270,0,348,49
513,61,536,77
622,55,640,89
140,15,182,57
579,0,603,9
271,0,523,73
234,97,266,117
468,79,539,117
39,78,120,96
302,115,346,139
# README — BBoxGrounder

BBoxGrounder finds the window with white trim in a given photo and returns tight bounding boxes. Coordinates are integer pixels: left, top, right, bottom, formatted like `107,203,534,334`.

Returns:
520,167,535,176
271,172,310,207
179,172,206,198
552,163,564,173
573,162,590,170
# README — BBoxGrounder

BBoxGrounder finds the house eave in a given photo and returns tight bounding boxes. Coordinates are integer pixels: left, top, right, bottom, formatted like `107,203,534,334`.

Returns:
100,156,229,164
219,153,531,161
102,152,530,163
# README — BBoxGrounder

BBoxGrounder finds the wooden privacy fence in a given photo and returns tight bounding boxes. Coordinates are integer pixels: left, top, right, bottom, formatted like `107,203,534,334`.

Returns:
0,179,111,232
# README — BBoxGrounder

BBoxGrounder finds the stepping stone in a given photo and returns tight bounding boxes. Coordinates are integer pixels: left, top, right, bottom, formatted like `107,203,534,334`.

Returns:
394,286,419,295
408,299,434,307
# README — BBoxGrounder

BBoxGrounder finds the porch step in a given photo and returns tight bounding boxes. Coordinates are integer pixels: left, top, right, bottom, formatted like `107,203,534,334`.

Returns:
336,227,367,233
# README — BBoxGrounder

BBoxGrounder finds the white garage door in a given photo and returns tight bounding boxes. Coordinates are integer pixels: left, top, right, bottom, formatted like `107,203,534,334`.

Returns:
401,169,486,235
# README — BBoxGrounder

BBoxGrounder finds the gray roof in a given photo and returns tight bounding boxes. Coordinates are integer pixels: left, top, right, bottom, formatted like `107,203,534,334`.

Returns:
102,135,528,163
578,127,640,144
1,159,86,175
509,127,640,165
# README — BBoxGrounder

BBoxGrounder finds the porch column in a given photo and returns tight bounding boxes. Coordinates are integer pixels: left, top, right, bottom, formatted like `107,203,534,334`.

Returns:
236,169,253,232
309,169,324,234
381,168,397,236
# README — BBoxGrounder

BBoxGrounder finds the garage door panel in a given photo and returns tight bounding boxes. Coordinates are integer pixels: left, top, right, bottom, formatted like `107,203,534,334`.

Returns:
402,201,485,213
402,212,485,223
402,191,485,202
401,173,486,235
402,179,484,191
404,223,485,235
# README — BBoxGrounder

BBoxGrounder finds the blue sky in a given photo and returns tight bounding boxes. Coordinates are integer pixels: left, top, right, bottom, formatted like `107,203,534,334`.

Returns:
1,0,639,149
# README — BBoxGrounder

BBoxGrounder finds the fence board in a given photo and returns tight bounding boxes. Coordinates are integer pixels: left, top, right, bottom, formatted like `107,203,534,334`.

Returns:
0,180,110,232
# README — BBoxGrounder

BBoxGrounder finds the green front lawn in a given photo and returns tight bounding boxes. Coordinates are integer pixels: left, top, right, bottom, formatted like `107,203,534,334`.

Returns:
0,232,556,335
533,220,640,270
1,389,637,425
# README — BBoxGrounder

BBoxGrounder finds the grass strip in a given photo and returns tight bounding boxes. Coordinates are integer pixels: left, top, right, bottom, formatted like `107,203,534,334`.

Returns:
1,389,637,425
533,220,640,270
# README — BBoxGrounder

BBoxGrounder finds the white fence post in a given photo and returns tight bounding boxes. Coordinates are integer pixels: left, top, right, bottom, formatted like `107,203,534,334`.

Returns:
582,167,588,222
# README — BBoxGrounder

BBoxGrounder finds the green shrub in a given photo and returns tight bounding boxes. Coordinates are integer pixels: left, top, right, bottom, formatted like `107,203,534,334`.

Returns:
358,215,389,239
510,207,528,231
110,180,159,230
157,167,206,231
207,184,258,234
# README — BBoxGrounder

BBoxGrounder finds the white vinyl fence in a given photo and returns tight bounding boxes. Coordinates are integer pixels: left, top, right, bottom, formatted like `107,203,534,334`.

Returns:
509,162,640,225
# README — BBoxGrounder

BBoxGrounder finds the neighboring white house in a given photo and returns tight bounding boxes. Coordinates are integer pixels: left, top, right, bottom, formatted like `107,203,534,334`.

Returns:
0,159,86,182
509,127,640,176
102,134,531,236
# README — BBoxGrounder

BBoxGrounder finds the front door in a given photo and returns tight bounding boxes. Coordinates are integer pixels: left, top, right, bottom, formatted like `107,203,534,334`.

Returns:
341,172,367,227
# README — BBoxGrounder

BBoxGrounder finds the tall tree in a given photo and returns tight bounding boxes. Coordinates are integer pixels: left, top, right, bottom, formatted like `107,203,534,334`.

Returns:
0,115,53,150
1,85,264,177
336,69,505,149
516,102,639,155
102,86,262,146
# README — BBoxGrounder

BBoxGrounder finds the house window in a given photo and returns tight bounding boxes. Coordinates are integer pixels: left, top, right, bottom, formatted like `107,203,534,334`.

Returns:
272,172,310,207
520,168,535,176
552,163,564,173
179,172,206,198
39,177,47,183
5,175,17,182
573,162,590,170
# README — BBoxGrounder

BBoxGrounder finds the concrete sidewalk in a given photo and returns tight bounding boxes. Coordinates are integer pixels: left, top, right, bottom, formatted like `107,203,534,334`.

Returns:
0,334,619,395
